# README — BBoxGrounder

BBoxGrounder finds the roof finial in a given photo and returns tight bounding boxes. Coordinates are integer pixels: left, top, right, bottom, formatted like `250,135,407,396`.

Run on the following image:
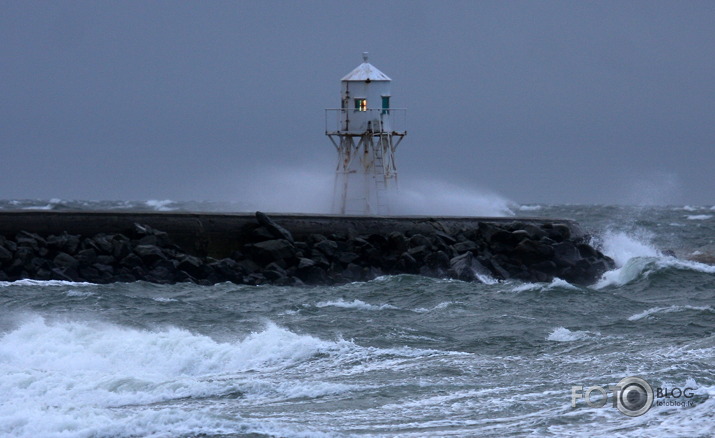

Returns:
362,52,368,63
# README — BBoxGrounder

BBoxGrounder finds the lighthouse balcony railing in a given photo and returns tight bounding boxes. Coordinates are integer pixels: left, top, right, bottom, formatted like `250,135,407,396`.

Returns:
325,108,406,135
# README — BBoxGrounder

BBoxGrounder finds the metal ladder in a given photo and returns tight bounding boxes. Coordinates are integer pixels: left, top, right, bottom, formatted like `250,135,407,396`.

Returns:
373,134,388,214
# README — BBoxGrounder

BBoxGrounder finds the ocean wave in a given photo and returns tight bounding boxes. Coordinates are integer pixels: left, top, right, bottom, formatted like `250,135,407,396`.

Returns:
145,199,178,211
686,214,713,220
595,256,715,289
413,301,460,313
592,229,683,288
66,289,95,298
511,277,580,292
628,305,714,321
0,317,364,437
518,204,543,211
680,205,701,212
0,279,93,288
546,327,599,342
314,298,398,311
597,230,661,268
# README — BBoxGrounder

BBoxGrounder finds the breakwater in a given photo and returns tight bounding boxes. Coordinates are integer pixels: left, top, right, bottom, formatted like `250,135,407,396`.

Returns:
0,211,614,285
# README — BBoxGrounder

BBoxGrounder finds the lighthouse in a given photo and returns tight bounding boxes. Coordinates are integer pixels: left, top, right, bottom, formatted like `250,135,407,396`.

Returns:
325,53,406,215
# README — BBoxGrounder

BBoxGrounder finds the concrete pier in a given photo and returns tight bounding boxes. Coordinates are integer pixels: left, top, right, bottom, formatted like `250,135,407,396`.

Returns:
0,211,612,285
0,211,584,257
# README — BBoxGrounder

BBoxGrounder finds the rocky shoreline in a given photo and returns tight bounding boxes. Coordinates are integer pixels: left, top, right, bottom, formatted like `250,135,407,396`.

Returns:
0,211,614,286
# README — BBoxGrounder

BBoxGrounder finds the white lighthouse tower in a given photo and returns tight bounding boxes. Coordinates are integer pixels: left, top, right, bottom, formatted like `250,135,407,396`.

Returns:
325,53,406,215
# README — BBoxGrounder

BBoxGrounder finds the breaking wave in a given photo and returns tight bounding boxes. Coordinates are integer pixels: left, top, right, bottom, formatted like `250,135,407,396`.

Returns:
314,298,399,311
546,327,599,342
628,305,714,321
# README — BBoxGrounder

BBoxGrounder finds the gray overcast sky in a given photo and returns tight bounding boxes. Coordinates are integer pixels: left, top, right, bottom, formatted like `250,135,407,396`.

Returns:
1,0,714,207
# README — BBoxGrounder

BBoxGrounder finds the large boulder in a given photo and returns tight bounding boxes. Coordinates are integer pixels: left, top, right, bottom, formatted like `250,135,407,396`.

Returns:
256,212,294,243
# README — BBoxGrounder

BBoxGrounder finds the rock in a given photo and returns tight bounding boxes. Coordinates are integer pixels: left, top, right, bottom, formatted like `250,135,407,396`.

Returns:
133,223,171,247
544,223,571,242
396,252,419,274
531,260,558,276
249,239,297,266
488,258,512,280
120,253,144,269
296,264,329,284
552,242,581,267
97,255,115,266
76,248,98,266
88,234,115,254
134,245,167,265
452,240,478,254
145,265,175,284
521,224,547,240
93,263,115,278
54,252,79,270
236,258,261,274
338,252,360,265
313,239,338,258
79,265,102,283
434,230,457,246
0,217,614,287
407,245,430,263
366,233,388,249
208,258,244,283
342,263,365,282
177,255,207,278
14,246,35,265
387,232,408,253
425,250,450,271
298,257,316,269
51,267,78,282
46,233,80,254
408,234,431,249
256,211,294,243
0,245,13,264
449,252,492,282
251,226,276,242
16,231,45,251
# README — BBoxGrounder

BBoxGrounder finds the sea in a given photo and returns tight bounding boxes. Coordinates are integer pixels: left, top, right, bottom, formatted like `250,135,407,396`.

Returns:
1,200,714,437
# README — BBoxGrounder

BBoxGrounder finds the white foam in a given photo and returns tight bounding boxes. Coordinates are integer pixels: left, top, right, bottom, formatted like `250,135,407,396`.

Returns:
413,301,458,313
546,327,596,342
518,204,543,211
66,290,95,297
0,279,93,288
315,298,398,311
0,317,360,437
475,273,499,284
145,199,177,211
598,230,661,268
152,297,178,303
628,305,713,321
592,229,665,288
597,255,715,289
511,277,579,292
686,214,712,220
595,257,656,288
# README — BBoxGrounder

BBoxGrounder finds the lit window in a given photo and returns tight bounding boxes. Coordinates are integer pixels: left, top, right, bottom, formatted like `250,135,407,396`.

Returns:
354,98,367,111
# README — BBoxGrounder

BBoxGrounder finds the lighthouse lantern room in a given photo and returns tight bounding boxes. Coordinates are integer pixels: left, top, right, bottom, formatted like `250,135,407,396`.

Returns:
325,53,406,215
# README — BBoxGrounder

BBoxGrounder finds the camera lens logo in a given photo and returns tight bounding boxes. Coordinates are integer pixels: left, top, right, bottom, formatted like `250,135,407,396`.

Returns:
616,376,654,417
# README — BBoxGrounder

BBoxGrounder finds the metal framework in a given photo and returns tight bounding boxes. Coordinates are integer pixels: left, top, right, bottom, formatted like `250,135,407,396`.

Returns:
325,108,406,215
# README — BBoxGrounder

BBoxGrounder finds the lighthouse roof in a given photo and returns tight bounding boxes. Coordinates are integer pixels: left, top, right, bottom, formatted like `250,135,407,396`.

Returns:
341,53,391,82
